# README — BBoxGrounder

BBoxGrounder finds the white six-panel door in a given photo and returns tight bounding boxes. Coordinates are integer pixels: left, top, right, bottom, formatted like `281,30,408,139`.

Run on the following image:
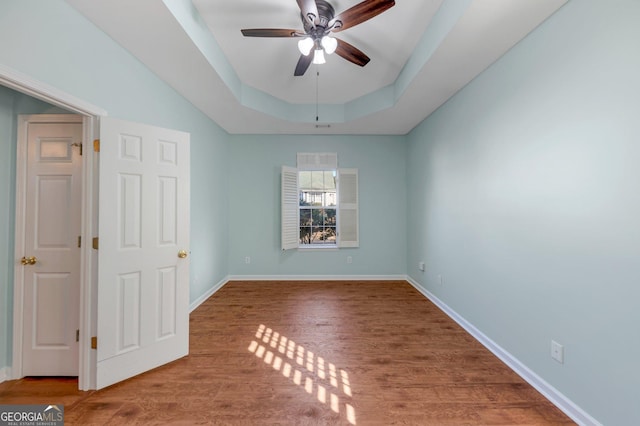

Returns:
21,119,83,376
96,117,190,389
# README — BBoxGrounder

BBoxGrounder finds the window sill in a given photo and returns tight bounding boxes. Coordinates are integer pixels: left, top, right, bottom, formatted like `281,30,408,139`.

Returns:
298,245,338,252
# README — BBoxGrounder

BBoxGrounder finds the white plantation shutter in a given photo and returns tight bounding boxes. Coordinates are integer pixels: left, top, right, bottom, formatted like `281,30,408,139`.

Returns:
281,166,299,250
338,168,359,248
297,152,338,170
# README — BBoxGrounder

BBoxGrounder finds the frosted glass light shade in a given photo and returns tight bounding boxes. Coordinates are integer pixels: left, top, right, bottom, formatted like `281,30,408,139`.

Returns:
313,49,326,64
298,37,314,56
321,36,337,55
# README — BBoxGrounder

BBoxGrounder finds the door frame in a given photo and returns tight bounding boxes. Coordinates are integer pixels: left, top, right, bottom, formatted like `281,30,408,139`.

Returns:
2,64,106,390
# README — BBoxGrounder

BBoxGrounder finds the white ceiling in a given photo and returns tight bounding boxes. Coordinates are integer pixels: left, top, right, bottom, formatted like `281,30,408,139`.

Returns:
65,0,567,135
194,0,441,104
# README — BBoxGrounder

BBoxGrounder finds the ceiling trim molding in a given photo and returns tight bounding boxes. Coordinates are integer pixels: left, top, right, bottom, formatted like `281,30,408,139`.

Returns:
396,0,469,98
65,0,569,134
164,0,471,125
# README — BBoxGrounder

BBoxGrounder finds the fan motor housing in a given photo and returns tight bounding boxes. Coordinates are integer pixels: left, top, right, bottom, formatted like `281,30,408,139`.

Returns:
302,0,335,33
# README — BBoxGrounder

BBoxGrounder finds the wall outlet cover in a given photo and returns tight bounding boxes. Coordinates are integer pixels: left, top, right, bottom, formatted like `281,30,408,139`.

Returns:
551,340,564,364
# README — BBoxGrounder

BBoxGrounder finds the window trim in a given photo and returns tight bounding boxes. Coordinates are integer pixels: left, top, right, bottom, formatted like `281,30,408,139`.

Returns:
281,164,359,250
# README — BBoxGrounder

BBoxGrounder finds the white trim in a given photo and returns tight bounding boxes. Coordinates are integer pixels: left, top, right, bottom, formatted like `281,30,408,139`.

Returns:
12,114,88,384
228,275,407,281
297,246,338,251
0,64,106,116
189,276,230,313
3,69,106,390
78,116,99,391
405,276,602,426
0,367,10,383
10,115,29,379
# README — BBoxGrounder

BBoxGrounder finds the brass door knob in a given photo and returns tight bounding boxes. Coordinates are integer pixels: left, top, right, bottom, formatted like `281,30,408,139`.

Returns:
178,250,188,259
21,256,37,265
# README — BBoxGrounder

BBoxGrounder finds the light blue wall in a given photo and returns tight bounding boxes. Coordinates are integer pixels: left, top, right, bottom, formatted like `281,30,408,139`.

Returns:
0,1,229,370
406,0,640,424
2,1,637,423
228,134,407,277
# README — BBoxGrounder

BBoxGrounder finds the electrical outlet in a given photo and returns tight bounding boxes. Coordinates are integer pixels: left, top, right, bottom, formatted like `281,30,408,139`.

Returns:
418,262,425,271
347,256,353,264
245,256,251,264
551,340,564,364
438,274,443,286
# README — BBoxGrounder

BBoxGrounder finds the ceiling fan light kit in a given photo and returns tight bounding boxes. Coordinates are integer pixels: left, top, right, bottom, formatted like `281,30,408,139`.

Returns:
297,37,315,55
321,36,337,54
241,0,395,76
298,35,336,57
312,48,326,64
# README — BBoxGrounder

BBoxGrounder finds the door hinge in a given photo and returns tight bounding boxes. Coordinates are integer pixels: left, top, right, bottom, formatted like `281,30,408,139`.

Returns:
78,236,81,248
76,329,80,342
71,143,83,155
92,237,99,250
93,139,100,152
91,336,97,350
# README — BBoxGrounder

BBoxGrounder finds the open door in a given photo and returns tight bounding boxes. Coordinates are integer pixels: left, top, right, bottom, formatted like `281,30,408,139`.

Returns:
96,117,190,389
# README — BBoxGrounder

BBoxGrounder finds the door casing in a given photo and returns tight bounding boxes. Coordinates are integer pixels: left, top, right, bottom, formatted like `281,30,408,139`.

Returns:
3,64,106,390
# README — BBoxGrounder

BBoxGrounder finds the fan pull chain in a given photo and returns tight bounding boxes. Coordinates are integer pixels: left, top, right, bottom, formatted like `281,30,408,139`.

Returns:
316,70,319,122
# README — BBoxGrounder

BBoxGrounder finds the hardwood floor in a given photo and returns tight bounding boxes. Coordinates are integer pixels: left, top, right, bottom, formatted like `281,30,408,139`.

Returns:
0,280,574,425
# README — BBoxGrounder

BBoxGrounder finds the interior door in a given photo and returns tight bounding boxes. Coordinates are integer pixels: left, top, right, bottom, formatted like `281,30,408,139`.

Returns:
96,117,190,389
22,119,83,376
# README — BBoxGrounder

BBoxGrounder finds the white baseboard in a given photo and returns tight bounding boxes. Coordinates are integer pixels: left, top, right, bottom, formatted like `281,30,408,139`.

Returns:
189,275,230,313
228,274,407,281
405,276,601,426
0,366,10,384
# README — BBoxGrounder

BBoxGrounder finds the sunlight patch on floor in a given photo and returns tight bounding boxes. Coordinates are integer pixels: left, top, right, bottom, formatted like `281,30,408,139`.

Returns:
249,324,356,425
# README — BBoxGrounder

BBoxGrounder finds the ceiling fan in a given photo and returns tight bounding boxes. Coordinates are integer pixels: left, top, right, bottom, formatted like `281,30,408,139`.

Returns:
241,0,395,76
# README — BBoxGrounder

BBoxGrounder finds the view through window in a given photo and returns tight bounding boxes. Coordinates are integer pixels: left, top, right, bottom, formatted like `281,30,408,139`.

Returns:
299,170,337,246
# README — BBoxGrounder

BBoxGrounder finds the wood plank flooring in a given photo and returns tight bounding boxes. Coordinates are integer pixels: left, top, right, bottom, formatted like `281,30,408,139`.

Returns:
0,280,574,425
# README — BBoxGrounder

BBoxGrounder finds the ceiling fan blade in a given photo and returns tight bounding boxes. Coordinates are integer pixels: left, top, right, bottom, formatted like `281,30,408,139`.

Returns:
294,53,313,76
296,0,319,26
241,28,305,38
335,38,370,67
329,0,395,32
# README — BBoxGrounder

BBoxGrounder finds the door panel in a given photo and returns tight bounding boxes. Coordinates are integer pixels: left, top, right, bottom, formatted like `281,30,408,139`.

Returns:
22,121,82,376
33,273,70,345
96,117,190,389
36,176,73,247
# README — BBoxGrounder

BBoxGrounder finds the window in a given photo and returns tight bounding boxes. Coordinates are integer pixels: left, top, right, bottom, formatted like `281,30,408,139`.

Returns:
281,154,358,250
299,170,337,245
